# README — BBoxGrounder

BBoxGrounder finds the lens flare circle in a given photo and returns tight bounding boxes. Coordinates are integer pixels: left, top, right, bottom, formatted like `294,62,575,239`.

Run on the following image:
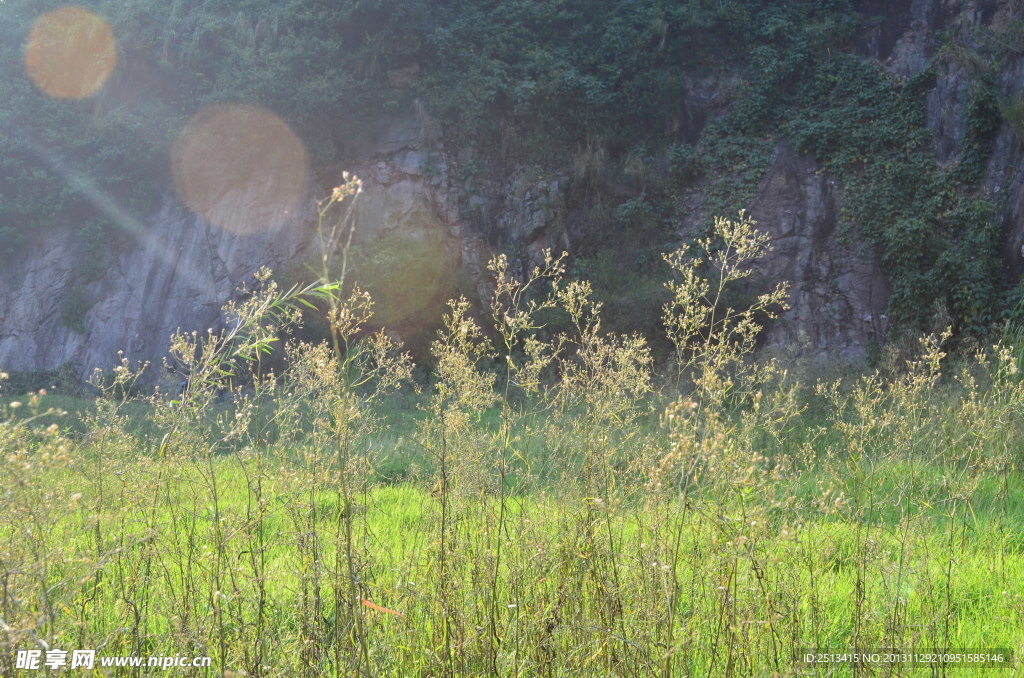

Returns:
172,105,310,235
24,6,117,99
356,231,456,336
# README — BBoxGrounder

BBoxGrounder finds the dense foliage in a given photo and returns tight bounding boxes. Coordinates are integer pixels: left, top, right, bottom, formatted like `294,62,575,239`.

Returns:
0,0,1020,337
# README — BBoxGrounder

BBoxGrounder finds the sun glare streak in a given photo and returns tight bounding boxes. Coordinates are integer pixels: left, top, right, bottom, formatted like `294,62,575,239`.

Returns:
15,133,210,292
172,105,310,235
24,6,116,99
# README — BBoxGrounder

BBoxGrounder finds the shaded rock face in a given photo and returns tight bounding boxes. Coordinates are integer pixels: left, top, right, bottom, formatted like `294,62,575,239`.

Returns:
750,144,888,358
674,0,1024,359
750,0,1024,356
869,0,1024,280
670,141,889,362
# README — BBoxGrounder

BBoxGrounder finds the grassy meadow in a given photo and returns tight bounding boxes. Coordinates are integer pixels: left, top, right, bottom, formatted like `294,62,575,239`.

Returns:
1,210,1023,676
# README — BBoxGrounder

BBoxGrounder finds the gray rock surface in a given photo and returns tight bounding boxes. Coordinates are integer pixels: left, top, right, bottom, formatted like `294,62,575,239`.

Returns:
0,190,313,379
750,144,889,358
0,106,484,380
874,0,1024,290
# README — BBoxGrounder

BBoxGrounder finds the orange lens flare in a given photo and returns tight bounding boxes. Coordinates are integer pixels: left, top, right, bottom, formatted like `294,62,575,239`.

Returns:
171,105,311,235
24,6,116,99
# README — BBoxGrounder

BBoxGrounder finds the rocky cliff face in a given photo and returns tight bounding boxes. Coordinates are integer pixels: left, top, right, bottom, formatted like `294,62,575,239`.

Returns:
867,0,1024,275
749,144,890,357
0,111,454,380
0,185,313,379
716,0,1024,357
1,0,1023,379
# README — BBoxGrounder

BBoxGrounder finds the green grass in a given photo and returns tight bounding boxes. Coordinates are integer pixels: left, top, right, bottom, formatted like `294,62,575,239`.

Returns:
0,401,1021,676
3,215,1023,675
